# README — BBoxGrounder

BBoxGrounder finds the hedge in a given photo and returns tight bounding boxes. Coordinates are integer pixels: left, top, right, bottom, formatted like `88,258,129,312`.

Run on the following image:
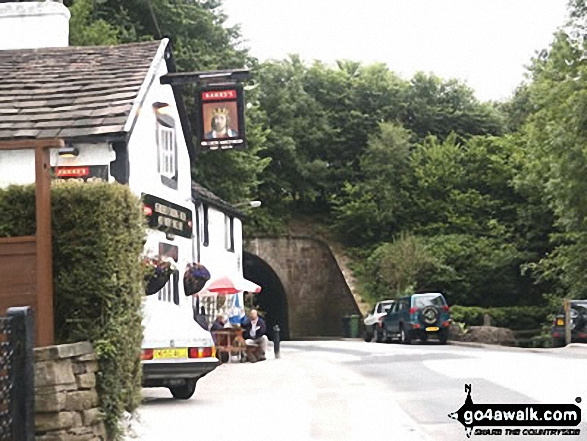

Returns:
0,181,146,440
450,305,550,331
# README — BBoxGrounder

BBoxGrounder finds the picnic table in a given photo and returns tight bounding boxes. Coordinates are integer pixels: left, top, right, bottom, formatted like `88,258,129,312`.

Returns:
212,328,247,363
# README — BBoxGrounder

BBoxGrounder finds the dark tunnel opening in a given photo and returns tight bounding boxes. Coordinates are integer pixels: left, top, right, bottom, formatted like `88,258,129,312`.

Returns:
243,251,290,340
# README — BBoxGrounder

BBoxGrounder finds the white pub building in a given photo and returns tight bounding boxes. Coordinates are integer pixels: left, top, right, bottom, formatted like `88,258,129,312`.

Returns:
0,1,247,325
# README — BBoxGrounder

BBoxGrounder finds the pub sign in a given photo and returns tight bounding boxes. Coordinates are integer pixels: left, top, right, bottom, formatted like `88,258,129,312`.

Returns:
142,193,193,239
195,84,246,151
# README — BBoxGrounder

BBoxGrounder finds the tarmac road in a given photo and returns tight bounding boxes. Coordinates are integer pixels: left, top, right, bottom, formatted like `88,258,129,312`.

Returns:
132,340,587,441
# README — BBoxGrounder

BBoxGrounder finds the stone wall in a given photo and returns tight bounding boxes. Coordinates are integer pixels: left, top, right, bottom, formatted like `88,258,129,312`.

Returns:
245,237,362,338
35,341,106,441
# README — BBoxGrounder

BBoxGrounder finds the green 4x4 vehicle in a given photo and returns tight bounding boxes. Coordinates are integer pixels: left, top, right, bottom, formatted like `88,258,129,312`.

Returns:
381,293,451,344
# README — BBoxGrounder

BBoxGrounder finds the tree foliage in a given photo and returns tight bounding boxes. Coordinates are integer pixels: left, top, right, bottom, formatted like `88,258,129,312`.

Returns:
64,0,587,312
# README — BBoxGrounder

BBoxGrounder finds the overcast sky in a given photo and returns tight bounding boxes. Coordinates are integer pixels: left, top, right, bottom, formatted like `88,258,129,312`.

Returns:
221,0,569,102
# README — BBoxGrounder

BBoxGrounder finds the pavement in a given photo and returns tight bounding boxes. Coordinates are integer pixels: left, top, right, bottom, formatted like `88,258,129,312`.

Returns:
129,340,587,441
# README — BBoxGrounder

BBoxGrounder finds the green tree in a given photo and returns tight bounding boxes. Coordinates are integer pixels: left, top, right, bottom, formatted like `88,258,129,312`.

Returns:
405,72,504,141
364,234,439,301
332,122,414,247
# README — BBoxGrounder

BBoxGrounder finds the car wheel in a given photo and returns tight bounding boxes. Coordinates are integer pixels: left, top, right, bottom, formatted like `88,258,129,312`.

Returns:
400,325,411,345
374,327,382,343
169,379,197,400
364,327,373,342
439,330,448,345
552,338,566,348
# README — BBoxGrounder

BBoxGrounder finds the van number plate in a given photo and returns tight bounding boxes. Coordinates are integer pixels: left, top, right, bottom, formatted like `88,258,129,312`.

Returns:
153,348,188,359
425,327,439,332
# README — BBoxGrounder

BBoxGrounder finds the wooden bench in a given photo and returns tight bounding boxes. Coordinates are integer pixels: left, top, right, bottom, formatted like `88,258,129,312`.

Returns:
212,329,247,363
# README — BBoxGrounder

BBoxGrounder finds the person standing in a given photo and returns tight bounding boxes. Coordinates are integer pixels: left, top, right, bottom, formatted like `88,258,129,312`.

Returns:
243,309,268,362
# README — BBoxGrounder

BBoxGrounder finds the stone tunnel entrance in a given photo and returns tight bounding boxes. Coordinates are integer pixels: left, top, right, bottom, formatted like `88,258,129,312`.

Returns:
243,251,290,340
244,237,362,340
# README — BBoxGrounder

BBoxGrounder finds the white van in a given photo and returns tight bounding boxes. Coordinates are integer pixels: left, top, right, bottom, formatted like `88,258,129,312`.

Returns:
140,297,218,399
139,222,218,400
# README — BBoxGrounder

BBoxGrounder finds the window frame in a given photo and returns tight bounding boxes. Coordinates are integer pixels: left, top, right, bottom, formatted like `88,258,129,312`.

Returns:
202,204,209,247
154,102,178,190
224,214,234,252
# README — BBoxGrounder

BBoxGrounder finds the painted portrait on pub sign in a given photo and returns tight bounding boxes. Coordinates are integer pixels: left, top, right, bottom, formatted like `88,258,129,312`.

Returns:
202,101,239,140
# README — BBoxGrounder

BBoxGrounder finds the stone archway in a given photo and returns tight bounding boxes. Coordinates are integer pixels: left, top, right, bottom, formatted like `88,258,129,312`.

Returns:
243,252,290,340
245,237,361,339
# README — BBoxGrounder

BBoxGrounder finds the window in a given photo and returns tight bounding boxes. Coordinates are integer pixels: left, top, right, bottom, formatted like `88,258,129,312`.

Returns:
157,271,179,305
158,126,176,177
412,294,446,308
154,102,178,189
202,204,209,247
156,243,179,305
224,214,234,252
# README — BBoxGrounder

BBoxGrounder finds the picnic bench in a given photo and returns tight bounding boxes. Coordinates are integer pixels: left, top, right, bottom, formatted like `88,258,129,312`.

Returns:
212,328,247,363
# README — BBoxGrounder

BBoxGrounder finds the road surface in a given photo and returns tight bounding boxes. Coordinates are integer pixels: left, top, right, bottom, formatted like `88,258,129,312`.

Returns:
132,340,587,441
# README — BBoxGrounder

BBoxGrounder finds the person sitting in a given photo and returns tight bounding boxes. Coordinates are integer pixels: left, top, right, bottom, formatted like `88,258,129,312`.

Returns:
243,309,268,362
211,315,225,333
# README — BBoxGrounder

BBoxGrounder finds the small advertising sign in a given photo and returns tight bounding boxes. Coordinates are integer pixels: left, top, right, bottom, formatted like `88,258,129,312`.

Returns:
195,84,246,151
51,165,109,182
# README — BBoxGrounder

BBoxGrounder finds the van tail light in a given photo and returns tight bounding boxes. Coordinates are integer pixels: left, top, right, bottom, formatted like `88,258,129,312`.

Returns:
141,349,153,361
413,323,421,329
189,347,213,359
409,307,418,315
442,321,451,328
442,305,450,312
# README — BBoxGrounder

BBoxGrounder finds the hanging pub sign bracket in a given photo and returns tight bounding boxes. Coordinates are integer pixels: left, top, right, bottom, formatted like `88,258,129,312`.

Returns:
161,69,251,152
160,68,251,86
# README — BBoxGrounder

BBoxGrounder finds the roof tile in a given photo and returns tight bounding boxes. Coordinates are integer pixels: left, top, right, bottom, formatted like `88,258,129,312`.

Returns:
0,41,163,140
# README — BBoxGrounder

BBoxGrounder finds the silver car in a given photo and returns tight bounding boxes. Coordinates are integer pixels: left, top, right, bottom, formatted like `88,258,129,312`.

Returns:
363,300,395,342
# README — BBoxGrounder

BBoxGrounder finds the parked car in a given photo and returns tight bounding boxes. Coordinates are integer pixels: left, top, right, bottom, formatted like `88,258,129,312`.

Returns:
551,300,587,347
363,300,395,342
381,293,451,344
141,300,218,399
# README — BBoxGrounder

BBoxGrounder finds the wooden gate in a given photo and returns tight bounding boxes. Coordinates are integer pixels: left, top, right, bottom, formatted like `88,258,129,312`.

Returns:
0,139,63,347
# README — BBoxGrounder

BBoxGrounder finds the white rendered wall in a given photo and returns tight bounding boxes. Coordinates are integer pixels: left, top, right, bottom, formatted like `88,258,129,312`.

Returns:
127,52,194,311
0,143,113,188
0,2,70,50
197,205,243,279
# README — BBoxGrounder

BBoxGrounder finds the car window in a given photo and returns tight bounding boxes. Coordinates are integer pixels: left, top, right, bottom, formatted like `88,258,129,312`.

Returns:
382,303,393,313
412,294,446,308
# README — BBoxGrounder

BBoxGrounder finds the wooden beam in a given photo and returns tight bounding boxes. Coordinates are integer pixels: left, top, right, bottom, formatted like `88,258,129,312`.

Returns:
160,68,251,85
0,139,64,151
0,236,35,245
34,144,54,347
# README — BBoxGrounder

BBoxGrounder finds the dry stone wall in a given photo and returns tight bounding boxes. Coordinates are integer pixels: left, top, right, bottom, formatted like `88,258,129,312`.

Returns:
35,341,106,441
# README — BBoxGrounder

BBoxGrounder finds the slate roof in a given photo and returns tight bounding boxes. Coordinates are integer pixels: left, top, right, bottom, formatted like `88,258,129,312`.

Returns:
192,181,244,218
0,41,164,140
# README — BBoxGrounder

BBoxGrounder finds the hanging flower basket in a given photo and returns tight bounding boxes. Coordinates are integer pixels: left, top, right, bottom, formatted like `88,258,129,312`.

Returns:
143,257,176,296
183,263,211,296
